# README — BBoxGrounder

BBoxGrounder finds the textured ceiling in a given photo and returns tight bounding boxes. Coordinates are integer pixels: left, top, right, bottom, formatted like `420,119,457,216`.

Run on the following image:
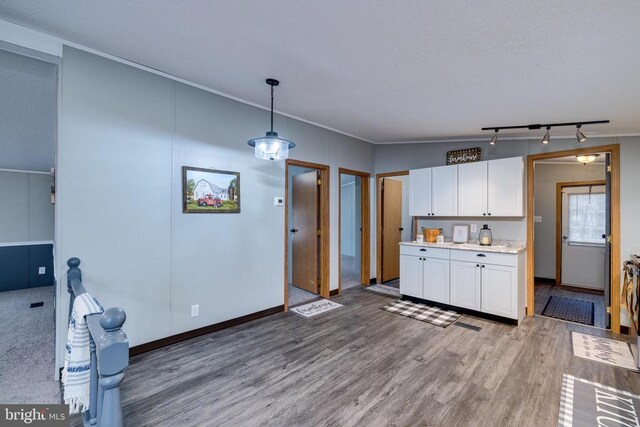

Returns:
0,48,56,171
1,1,639,143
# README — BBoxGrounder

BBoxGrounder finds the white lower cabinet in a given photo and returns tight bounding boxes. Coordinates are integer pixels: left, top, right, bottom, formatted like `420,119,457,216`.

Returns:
450,260,481,311
400,253,450,305
481,264,517,318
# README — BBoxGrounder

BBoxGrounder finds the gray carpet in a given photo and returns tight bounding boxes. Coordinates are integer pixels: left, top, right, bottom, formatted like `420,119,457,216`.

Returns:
0,286,61,404
288,283,319,307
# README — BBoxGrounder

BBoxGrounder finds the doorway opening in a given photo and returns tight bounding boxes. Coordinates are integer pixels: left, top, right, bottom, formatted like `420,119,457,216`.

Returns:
338,168,370,294
376,171,410,289
284,159,330,309
528,145,620,332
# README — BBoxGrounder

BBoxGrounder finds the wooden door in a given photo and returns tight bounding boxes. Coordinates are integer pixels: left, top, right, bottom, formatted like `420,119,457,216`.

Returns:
604,153,611,329
382,178,403,282
431,165,458,216
292,171,319,294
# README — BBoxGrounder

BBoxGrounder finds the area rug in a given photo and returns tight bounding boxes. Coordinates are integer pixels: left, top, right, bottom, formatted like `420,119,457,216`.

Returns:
365,284,400,298
541,295,594,326
381,299,461,327
571,332,638,371
558,374,640,426
290,299,343,318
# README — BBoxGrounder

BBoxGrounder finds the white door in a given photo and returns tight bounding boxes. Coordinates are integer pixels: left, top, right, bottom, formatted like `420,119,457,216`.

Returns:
487,157,524,217
458,161,488,216
423,257,450,304
400,255,423,298
481,264,517,318
431,165,458,216
561,186,606,290
450,260,481,310
409,168,432,216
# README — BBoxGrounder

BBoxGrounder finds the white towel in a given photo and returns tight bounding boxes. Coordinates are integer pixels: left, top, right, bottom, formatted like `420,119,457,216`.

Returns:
62,293,103,414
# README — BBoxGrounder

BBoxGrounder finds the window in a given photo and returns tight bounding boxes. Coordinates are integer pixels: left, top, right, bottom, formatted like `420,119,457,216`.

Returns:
568,192,606,245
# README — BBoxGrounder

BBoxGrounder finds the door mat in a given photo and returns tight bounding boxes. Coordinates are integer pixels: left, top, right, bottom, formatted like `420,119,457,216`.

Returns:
541,295,594,326
381,299,461,328
559,374,640,426
290,299,343,318
572,332,638,371
365,284,400,298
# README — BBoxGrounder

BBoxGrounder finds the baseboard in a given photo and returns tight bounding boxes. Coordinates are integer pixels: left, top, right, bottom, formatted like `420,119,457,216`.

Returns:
620,325,630,335
330,289,340,296
130,305,284,357
369,278,376,285
534,277,556,285
557,284,604,295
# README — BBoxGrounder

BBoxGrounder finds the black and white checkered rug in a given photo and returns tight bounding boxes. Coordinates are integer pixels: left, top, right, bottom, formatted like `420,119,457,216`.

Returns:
381,299,461,327
541,296,594,326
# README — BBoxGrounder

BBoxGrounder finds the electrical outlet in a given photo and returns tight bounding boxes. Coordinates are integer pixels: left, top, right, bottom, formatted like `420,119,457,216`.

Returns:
470,224,478,233
38,267,46,275
534,216,543,223
191,304,199,318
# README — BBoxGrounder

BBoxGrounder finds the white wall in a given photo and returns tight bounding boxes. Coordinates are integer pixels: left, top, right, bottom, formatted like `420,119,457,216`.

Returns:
0,170,53,243
340,177,356,257
533,162,605,279
374,136,640,327
56,47,374,364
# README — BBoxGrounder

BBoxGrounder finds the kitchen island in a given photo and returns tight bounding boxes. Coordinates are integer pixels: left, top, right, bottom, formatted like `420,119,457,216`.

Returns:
399,240,526,324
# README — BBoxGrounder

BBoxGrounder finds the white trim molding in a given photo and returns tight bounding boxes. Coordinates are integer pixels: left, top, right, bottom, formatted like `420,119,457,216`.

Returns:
0,19,62,57
0,240,54,248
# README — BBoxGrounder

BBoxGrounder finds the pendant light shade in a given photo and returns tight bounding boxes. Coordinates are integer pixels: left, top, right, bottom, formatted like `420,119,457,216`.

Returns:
576,154,599,164
247,79,296,161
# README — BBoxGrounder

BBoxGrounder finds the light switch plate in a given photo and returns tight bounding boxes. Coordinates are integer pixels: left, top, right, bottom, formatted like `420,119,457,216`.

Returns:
274,196,284,206
38,267,45,275
191,304,199,318
534,216,542,223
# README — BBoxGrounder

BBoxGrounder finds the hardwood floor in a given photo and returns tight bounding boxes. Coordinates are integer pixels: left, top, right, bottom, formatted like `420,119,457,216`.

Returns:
100,287,638,426
534,281,606,328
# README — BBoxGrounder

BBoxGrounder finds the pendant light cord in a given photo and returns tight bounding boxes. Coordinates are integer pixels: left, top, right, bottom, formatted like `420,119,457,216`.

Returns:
270,84,274,133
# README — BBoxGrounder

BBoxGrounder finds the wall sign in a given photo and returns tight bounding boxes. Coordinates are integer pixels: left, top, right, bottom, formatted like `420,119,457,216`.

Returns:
446,147,482,165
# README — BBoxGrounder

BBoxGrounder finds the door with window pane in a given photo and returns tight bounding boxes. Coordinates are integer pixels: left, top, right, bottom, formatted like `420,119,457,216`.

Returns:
561,185,606,289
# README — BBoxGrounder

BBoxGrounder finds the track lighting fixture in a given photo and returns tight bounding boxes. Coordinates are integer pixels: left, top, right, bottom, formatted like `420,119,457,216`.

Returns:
576,125,587,143
489,129,498,145
481,120,608,145
540,127,550,145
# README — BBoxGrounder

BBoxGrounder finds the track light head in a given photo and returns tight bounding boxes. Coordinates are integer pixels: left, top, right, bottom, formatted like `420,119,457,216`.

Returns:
576,125,587,143
540,127,550,144
489,129,498,145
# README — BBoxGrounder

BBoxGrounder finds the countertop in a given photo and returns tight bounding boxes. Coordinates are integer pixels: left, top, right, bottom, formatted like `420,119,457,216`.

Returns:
400,239,526,254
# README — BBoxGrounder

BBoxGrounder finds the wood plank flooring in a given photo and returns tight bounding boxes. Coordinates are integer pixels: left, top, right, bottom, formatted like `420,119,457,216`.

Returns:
91,287,638,426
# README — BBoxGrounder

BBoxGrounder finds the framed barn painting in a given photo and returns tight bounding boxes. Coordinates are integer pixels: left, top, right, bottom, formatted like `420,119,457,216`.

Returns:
182,166,240,213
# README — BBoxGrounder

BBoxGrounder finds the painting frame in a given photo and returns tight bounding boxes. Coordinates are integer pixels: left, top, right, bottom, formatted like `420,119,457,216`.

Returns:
182,166,241,213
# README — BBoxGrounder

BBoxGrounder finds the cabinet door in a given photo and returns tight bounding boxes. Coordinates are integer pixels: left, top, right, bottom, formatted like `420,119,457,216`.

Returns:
409,168,432,216
423,257,450,304
431,165,458,216
450,260,481,311
400,255,423,298
487,157,524,217
481,264,517,318
458,161,488,216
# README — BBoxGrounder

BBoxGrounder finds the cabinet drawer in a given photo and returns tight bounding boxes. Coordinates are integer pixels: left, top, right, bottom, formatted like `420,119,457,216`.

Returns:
450,250,517,267
400,245,450,260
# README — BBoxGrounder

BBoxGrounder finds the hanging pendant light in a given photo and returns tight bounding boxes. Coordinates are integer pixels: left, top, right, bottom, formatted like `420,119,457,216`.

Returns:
247,78,296,161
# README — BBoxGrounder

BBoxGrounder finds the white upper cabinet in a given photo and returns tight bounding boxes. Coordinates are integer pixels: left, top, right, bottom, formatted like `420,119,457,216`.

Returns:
431,165,458,216
487,157,524,217
409,168,432,216
457,161,488,216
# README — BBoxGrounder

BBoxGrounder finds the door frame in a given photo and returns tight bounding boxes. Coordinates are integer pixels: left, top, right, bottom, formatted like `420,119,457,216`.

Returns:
555,179,606,286
338,168,371,294
284,159,330,311
375,170,409,284
527,144,620,333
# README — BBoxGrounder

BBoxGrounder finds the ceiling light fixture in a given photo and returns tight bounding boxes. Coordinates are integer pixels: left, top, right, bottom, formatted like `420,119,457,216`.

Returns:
481,120,608,144
541,127,550,144
576,154,599,164
489,129,498,145
247,78,296,161
576,125,587,143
